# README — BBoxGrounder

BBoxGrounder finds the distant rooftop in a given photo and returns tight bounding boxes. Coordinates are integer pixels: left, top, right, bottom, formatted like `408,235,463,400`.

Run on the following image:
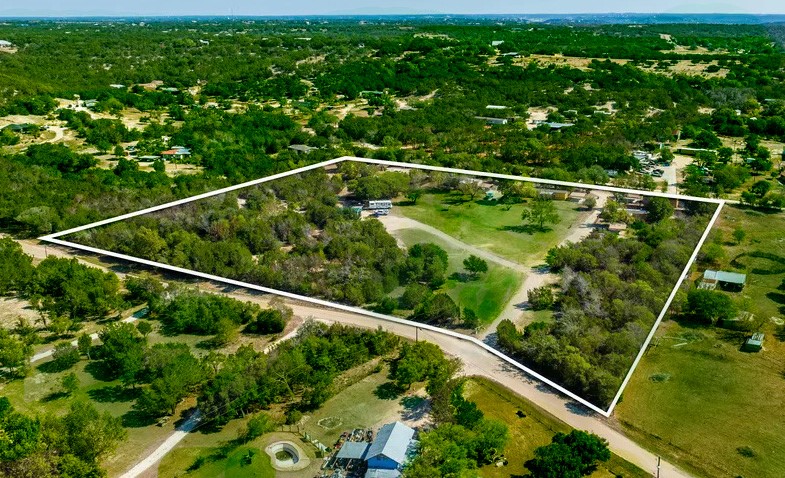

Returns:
546,122,575,129
288,144,318,153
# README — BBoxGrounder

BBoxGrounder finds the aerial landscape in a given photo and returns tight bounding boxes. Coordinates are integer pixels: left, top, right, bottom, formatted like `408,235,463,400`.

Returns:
1,2,785,478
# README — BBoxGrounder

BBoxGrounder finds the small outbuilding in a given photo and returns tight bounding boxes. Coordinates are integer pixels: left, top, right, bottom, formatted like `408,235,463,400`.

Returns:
475,116,508,125
288,144,318,154
702,270,747,291
336,441,370,461
743,332,764,352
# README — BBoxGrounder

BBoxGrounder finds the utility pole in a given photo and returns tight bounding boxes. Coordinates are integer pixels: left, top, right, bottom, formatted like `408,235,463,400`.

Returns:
415,327,418,342
657,456,661,478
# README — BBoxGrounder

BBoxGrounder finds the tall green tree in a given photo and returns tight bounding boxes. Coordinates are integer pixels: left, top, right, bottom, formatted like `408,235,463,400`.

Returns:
521,197,561,231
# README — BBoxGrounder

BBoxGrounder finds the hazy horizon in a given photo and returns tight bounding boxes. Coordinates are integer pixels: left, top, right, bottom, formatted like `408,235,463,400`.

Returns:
2,1,785,18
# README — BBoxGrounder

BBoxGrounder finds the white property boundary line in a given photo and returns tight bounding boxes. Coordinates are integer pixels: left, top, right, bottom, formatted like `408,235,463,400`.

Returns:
40,156,723,417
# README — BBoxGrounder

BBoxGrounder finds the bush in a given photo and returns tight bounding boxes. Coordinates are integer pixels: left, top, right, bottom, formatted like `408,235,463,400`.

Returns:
245,308,287,335
399,283,432,310
241,413,275,442
528,286,554,310
51,343,81,370
285,409,302,425
374,296,397,314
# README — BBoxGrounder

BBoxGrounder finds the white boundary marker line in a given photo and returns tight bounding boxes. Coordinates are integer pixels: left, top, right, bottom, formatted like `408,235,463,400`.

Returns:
606,199,725,412
40,156,722,416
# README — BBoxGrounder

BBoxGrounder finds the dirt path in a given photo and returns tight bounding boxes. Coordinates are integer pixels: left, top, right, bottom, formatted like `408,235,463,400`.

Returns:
479,192,609,341
376,214,526,272
117,411,202,478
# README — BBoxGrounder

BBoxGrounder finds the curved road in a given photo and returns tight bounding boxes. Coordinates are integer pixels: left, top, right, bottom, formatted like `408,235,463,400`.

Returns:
14,236,691,478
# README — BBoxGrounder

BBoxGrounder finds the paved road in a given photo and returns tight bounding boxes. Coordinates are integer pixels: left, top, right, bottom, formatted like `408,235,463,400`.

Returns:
116,411,202,478
12,238,692,478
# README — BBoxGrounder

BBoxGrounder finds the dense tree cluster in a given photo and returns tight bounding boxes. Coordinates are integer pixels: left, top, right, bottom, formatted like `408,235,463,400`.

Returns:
71,168,465,326
525,430,611,478
0,397,126,477
498,207,713,406
198,321,399,424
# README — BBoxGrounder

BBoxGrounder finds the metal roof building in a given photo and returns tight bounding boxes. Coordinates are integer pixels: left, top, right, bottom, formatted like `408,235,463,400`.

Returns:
703,270,746,291
288,144,318,154
366,422,415,471
336,441,370,461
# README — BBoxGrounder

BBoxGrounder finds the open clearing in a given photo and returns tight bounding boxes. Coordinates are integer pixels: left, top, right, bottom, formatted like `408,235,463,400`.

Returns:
392,227,523,323
397,192,585,265
466,377,649,478
302,364,429,446
616,205,785,478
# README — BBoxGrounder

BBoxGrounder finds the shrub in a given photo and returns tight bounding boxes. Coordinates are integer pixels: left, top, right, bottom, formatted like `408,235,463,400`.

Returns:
528,286,554,310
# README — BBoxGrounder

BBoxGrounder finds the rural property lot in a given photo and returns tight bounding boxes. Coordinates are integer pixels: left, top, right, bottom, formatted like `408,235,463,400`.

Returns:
44,157,720,415
616,204,785,478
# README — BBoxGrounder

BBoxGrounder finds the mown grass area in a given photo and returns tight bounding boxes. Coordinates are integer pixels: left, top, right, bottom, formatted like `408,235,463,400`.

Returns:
0,356,185,477
159,439,278,478
616,205,785,478
394,228,523,323
464,377,650,478
398,193,585,265
302,364,424,446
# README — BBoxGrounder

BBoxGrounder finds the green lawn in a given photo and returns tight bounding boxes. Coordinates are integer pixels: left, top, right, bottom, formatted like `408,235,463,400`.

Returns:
0,357,183,477
302,364,424,446
616,205,785,478
464,377,650,478
398,193,585,265
159,445,275,478
394,228,523,323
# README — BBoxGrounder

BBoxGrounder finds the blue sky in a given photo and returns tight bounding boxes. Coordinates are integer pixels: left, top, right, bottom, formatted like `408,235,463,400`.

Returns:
1,0,783,17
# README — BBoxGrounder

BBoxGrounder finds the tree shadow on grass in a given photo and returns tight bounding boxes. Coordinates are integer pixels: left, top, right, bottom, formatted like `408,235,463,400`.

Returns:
37,360,76,374
774,326,785,342
400,396,429,422
766,292,785,305
84,360,117,382
41,391,69,402
449,272,474,283
501,224,550,235
374,381,405,400
122,410,157,428
88,384,140,403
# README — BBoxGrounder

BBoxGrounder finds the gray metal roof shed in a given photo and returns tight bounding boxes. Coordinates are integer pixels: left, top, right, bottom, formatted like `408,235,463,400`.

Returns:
703,270,747,285
336,441,369,460
366,422,414,466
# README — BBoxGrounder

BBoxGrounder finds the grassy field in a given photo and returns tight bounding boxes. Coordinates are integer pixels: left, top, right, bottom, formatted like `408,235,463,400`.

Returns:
393,228,523,323
302,364,426,446
398,193,585,265
616,205,785,478
159,437,278,478
464,377,650,478
0,355,188,476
